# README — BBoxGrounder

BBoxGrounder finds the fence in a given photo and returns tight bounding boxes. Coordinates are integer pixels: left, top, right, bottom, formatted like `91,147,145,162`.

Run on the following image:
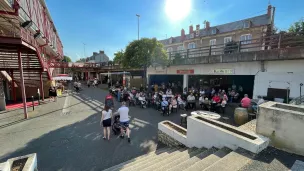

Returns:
167,33,304,65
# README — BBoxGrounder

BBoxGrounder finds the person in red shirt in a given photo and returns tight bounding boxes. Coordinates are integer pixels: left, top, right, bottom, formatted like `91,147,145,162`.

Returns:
105,90,114,108
212,93,221,103
241,94,251,108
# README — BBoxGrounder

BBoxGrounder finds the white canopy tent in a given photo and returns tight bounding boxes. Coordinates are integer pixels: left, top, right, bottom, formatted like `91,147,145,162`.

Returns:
52,76,73,81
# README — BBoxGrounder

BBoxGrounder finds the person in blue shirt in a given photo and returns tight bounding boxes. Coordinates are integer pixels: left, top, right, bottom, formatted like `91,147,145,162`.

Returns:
161,98,169,111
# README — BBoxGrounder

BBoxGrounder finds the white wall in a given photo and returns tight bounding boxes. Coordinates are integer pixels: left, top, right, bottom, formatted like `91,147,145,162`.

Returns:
257,102,304,156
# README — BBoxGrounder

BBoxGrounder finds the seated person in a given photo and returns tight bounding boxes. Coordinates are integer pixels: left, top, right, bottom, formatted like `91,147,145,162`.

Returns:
203,98,211,110
177,94,186,109
166,88,172,95
252,96,265,113
187,93,196,109
169,97,178,113
212,93,221,103
199,94,204,107
161,98,169,112
240,94,251,108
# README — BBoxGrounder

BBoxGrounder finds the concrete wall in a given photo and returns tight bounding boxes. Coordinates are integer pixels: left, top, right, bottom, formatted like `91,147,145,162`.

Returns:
187,116,269,154
256,101,304,156
158,121,187,147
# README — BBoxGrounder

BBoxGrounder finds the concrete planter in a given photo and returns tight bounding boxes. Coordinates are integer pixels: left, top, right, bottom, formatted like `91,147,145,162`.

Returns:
0,153,37,171
187,116,269,154
257,101,304,156
158,121,187,147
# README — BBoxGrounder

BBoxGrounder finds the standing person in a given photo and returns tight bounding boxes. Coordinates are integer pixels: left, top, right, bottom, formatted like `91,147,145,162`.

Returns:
240,94,251,108
101,106,112,140
105,90,114,109
114,102,131,143
49,87,54,101
154,83,158,92
139,84,144,92
87,80,90,88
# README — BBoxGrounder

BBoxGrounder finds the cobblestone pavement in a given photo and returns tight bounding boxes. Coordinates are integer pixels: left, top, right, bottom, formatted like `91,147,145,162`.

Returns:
0,86,183,171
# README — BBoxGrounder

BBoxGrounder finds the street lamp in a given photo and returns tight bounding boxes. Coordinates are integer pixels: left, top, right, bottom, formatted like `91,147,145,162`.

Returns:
136,14,140,40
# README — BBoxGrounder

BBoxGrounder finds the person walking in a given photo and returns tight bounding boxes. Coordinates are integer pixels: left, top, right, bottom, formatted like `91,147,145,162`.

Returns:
101,106,112,140
114,101,131,143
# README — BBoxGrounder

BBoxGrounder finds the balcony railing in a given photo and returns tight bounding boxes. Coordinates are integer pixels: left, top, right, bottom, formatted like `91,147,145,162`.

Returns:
167,33,304,65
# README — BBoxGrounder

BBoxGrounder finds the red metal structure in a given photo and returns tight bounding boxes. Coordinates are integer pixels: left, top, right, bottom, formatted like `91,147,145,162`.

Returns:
0,0,63,118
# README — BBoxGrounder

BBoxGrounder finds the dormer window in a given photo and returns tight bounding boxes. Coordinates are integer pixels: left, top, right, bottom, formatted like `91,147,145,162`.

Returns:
244,21,251,28
211,28,217,35
190,33,194,39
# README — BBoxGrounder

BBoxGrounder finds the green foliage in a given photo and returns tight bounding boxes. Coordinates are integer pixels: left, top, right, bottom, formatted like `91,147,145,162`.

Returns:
224,41,239,54
113,50,124,64
288,19,304,35
62,55,72,62
123,38,168,68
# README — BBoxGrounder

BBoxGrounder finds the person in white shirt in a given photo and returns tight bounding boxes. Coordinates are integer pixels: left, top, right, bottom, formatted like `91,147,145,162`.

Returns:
199,94,204,106
101,106,112,140
187,93,195,101
166,88,172,95
114,102,131,143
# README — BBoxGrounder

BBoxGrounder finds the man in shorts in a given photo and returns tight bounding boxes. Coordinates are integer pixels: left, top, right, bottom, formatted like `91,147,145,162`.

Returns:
114,101,131,143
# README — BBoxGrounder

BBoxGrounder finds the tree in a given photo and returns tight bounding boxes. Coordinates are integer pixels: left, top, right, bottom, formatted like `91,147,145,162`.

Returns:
123,38,168,68
62,55,72,62
113,50,124,65
288,19,304,35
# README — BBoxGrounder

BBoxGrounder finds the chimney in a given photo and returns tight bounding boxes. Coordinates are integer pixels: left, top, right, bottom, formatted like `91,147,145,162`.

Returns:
196,24,200,31
267,5,272,17
99,50,104,54
189,25,193,34
181,28,185,41
205,21,210,30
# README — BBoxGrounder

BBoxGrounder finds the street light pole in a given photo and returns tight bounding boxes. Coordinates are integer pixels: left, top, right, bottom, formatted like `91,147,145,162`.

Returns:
136,14,140,40
83,43,86,58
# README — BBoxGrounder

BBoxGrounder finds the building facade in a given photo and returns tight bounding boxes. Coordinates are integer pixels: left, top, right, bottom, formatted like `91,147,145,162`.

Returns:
159,5,274,58
80,51,110,63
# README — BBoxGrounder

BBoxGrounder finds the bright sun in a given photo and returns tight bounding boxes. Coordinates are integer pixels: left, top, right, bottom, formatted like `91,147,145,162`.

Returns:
165,0,191,21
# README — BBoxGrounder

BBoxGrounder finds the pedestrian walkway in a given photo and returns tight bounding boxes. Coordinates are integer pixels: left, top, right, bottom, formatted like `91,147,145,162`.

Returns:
0,86,181,170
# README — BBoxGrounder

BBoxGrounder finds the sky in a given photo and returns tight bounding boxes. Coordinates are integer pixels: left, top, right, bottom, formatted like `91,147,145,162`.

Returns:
45,0,304,61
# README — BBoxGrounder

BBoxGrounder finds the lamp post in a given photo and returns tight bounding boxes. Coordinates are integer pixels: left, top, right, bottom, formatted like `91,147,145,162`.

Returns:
136,14,140,40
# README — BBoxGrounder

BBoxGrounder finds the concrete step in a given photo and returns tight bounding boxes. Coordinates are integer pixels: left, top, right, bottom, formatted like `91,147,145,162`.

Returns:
103,147,173,171
121,148,186,171
185,147,232,171
240,158,289,171
168,147,218,171
157,148,206,171
204,148,255,171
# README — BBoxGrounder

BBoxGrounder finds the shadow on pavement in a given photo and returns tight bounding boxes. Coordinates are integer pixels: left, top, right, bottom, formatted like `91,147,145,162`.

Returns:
0,111,161,171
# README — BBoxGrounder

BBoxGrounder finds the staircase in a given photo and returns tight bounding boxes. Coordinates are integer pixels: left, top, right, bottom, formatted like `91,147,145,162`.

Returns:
103,147,256,171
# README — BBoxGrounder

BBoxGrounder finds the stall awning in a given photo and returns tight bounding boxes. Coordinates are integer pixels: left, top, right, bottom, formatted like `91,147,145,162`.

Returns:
53,76,72,81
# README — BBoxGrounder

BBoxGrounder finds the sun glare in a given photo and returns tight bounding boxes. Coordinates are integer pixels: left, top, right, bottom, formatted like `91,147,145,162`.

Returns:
165,0,191,22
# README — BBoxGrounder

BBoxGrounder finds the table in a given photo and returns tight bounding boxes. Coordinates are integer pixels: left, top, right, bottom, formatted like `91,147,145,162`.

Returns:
190,111,221,120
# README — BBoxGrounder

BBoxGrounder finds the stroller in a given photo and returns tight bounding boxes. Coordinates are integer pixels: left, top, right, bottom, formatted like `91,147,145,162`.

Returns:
112,114,127,135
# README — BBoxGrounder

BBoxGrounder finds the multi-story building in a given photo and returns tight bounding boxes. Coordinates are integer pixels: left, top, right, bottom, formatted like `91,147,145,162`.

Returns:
159,5,274,58
79,50,110,63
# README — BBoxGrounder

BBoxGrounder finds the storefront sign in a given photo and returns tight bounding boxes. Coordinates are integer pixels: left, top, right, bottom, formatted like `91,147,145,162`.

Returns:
212,69,234,74
177,69,194,74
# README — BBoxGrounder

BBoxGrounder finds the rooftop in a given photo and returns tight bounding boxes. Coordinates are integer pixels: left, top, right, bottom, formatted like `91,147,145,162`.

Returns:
160,14,271,45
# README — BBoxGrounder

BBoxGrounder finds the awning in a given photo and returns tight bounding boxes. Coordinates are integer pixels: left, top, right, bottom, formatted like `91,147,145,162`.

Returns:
52,76,72,81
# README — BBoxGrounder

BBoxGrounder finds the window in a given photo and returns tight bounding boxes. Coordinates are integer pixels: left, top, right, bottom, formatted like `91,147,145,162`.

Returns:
240,34,252,44
188,42,196,49
224,37,232,44
244,21,251,28
177,46,184,51
209,39,216,46
211,28,217,35
190,33,194,39
167,47,173,52
209,39,216,55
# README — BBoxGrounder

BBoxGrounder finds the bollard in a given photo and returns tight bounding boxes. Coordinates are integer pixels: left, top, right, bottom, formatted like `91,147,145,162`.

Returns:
32,96,34,111
38,93,40,105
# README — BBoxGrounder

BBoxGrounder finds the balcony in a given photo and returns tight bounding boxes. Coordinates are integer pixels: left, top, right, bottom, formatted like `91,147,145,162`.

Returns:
167,33,304,65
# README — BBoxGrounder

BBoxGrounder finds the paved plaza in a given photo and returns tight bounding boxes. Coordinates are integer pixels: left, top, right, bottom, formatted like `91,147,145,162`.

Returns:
0,86,185,170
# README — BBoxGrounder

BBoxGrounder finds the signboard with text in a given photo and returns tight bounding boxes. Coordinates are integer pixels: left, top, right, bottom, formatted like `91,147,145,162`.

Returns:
212,69,234,74
177,69,194,74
